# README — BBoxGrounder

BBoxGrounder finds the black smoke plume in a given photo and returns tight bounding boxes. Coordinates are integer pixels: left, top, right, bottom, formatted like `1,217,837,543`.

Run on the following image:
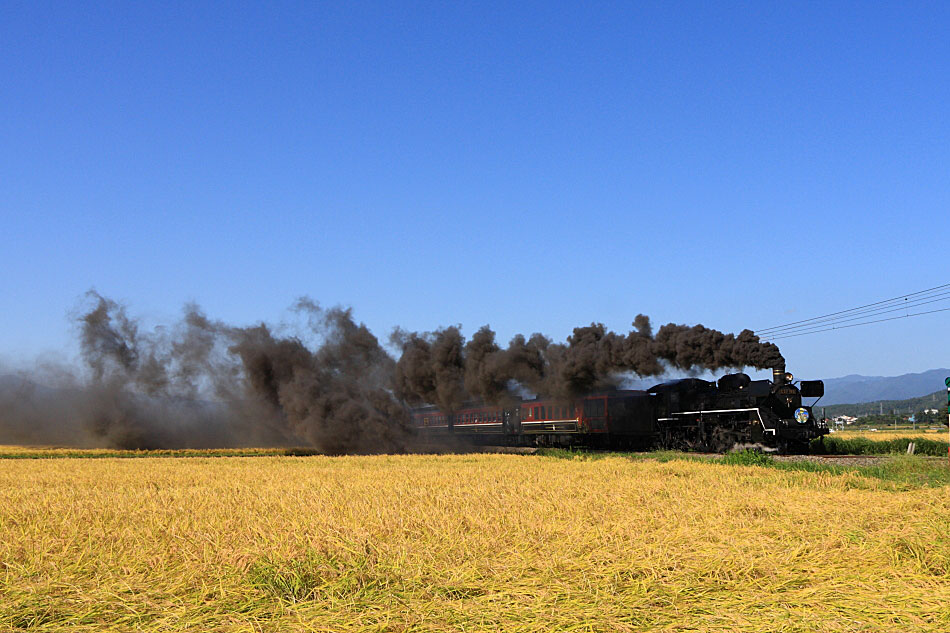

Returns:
0,292,410,452
392,315,782,411
0,294,782,451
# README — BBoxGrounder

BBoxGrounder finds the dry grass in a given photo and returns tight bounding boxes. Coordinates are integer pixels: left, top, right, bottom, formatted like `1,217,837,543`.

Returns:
2,452,950,631
833,429,948,441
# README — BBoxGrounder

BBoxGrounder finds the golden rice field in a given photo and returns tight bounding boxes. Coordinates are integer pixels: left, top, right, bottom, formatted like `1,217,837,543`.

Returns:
2,451,950,632
833,428,948,442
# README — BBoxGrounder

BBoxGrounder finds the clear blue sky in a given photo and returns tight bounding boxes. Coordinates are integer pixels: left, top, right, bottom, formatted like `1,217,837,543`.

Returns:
2,1,948,380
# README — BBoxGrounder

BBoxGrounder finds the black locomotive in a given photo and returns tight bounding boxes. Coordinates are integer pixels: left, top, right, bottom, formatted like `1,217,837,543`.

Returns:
410,364,827,453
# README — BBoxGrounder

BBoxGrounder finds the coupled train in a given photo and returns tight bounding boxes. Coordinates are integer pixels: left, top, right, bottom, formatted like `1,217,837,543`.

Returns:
410,364,828,453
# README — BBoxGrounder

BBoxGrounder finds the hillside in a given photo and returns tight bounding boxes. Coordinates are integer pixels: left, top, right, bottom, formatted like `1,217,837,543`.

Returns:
819,368,950,405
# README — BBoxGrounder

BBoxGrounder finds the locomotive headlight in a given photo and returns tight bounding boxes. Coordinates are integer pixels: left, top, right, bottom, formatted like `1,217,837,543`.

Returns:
785,372,794,383
794,407,809,424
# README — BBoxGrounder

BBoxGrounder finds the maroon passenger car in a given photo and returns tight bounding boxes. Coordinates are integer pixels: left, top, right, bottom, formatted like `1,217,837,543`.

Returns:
410,390,654,448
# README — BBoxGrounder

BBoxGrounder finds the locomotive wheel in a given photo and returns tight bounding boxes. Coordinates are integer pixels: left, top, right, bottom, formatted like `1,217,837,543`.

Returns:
709,427,736,453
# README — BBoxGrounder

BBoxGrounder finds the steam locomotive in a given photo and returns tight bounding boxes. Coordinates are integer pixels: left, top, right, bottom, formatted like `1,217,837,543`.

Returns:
409,364,828,453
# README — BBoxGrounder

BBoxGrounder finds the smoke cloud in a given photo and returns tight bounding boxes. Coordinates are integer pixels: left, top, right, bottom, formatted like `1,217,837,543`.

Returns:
0,292,410,453
391,315,782,412
0,294,782,451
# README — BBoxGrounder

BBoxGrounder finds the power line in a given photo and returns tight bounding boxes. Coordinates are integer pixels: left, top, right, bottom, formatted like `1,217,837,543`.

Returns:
761,306,950,341
757,288,950,336
755,282,950,335
758,291,950,337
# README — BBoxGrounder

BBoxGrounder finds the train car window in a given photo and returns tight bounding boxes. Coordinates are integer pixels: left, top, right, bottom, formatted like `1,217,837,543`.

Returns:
533,406,540,419
539,406,545,419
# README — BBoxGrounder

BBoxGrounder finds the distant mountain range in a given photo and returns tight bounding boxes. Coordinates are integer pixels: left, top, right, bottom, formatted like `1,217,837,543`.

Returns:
817,368,950,405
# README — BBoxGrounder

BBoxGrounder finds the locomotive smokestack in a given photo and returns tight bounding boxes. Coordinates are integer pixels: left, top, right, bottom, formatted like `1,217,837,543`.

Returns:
772,363,787,385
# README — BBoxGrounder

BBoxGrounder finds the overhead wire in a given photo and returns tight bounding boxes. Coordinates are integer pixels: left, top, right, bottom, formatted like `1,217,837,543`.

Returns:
755,282,950,341
762,306,950,341
759,290,950,337
756,282,950,335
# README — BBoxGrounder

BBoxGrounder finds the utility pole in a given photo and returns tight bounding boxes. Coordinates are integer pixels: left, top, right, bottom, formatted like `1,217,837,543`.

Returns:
946,377,950,464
